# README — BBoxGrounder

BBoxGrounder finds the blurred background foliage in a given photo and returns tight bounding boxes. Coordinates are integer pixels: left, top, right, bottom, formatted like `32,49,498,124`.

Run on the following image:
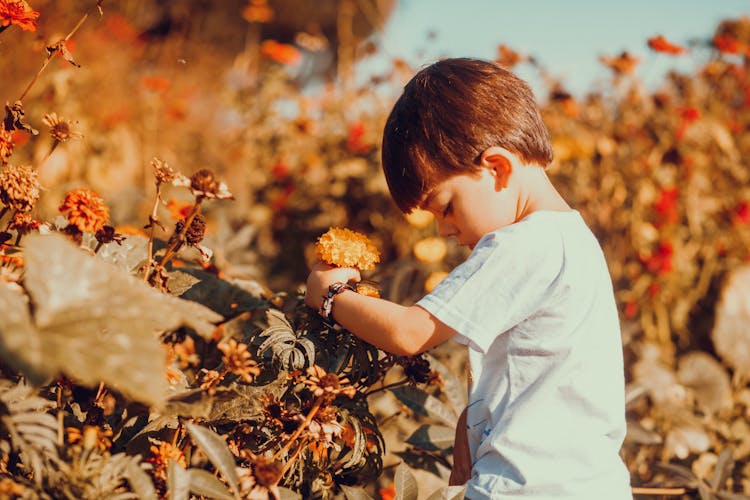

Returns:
3,0,750,498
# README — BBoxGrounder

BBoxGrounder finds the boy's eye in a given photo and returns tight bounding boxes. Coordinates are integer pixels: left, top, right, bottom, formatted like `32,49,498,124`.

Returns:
442,202,452,218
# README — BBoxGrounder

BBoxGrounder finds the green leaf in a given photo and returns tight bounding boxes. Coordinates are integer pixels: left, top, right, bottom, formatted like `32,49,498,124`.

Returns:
187,468,235,500
186,423,240,495
394,462,419,500
390,386,458,427
406,424,455,452
0,233,223,407
341,485,375,500
167,461,190,500
424,485,466,500
126,459,159,500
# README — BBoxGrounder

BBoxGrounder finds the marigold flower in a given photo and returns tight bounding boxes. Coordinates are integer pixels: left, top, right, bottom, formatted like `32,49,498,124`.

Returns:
8,211,40,236
0,129,13,165
315,227,380,271
260,39,302,66
647,35,687,55
0,0,39,32
413,237,447,263
304,365,356,401
218,338,261,384
59,188,110,233
236,455,283,499
147,440,187,482
0,164,40,212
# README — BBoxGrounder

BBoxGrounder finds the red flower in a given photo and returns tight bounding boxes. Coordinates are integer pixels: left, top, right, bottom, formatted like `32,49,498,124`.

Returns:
714,34,746,55
0,0,39,32
642,241,674,276
676,107,701,140
647,35,687,55
346,122,372,154
271,160,290,179
623,301,638,320
733,201,750,225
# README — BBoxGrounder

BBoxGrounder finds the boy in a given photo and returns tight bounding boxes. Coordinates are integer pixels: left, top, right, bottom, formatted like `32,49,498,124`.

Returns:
305,58,632,499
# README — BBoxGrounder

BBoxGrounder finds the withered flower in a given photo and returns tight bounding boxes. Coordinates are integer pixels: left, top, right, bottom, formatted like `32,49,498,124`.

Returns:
66,425,113,451
152,157,180,185
0,164,40,212
218,338,261,384
42,112,81,142
315,227,380,271
0,129,13,165
304,365,356,401
0,0,39,32
398,355,433,385
95,225,124,247
189,168,233,200
236,454,283,499
59,188,110,233
147,440,187,482
260,393,302,437
176,213,206,246
46,39,79,67
198,368,223,393
3,101,38,135
308,405,344,449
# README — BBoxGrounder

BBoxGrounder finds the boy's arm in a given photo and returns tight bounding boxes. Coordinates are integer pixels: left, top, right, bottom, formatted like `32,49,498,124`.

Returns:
305,262,456,356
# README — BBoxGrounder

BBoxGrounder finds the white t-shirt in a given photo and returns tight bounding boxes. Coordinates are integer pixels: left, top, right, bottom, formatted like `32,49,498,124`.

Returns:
417,210,632,499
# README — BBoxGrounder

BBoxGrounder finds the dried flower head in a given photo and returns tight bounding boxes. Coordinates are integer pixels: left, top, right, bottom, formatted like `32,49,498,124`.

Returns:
304,365,356,401
0,0,39,32
152,157,176,185
42,112,81,142
308,405,344,448
218,338,261,384
3,101,37,135
0,129,13,165
189,168,233,200
0,164,40,212
147,440,187,482
315,227,380,271
59,188,110,233
182,214,206,246
95,225,124,246
398,355,434,385
260,393,302,436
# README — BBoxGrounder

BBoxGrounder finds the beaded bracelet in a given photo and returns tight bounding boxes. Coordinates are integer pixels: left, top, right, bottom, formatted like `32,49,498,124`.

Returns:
319,282,355,321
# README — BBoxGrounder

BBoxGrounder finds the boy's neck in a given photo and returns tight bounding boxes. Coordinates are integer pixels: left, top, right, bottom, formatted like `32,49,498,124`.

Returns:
513,165,571,222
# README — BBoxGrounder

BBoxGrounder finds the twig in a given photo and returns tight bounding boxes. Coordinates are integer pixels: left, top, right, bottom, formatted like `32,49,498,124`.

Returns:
631,486,687,496
273,396,323,460
366,378,409,396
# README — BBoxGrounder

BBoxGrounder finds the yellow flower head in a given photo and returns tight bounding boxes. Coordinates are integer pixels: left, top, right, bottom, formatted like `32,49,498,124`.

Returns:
315,227,380,271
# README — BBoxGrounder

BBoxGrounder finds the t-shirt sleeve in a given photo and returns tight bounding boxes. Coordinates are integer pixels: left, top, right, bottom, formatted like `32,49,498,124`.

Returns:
416,226,564,353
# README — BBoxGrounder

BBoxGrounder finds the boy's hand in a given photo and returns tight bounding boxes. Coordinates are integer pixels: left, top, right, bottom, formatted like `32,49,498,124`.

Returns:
449,407,472,486
305,261,361,310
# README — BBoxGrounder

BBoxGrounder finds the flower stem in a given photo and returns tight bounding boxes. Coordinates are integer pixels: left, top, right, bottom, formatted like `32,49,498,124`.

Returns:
143,183,162,282
273,396,323,460
365,378,409,396
278,437,308,479
156,199,202,267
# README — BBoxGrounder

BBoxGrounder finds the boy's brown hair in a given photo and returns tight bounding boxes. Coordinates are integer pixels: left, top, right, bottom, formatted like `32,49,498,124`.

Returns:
381,57,554,213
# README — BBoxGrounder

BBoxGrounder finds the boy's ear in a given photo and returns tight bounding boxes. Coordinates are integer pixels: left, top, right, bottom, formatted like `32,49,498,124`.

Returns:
480,146,513,190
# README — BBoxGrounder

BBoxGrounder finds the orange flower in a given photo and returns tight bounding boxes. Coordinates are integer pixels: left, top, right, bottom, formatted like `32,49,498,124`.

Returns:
147,441,187,482
141,76,171,93
714,34,746,55
647,35,687,55
0,130,14,165
495,44,524,68
59,188,110,233
242,0,274,23
260,39,302,66
598,51,639,75
315,227,380,271
379,483,396,500
0,0,39,32
346,122,372,154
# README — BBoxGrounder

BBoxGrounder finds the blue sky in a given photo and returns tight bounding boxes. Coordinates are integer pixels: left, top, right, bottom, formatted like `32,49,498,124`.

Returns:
372,0,750,98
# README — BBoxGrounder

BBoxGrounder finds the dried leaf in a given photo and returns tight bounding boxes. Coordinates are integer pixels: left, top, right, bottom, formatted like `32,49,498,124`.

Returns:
340,485,375,500
167,460,190,500
187,468,235,500
406,424,455,452
390,386,458,427
186,423,239,496
0,234,223,407
393,462,419,500
424,485,466,500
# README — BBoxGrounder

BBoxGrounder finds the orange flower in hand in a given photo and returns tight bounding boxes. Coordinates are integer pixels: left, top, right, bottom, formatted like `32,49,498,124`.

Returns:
315,227,380,271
